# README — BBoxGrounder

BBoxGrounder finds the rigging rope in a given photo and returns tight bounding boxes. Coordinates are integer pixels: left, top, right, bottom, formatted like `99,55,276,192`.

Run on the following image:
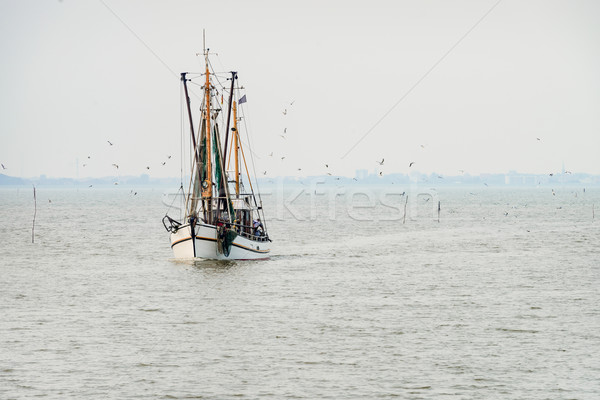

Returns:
238,97,269,233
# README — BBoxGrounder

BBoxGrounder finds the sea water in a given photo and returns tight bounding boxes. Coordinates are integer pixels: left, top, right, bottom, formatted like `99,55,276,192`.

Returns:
1,184,599,399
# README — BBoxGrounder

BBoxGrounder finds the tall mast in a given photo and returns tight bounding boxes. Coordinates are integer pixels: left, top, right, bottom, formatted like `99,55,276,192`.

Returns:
202,48,212,214
233,101,239,197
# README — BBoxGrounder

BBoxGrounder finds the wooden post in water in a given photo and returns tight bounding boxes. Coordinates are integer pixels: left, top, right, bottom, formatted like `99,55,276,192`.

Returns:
32,184,37,243
437,200,441,223
403,195,408,224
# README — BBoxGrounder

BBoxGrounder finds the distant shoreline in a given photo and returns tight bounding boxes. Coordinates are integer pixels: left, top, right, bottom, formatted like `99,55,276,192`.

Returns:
2,172,599,187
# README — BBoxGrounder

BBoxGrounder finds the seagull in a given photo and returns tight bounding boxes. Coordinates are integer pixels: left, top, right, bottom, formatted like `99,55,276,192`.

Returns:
327,172,332,176
376,158,384,165
48,199,52,203
297,168,302,171
134,192,137,196
112,163,119,169
1,164,6,169
282,109,287,115
420,144,426,149
289,100,295,106
565,170,572,174
284,128,287,134
281,156,285,160
87,156,91,159
325,164,329,168
263,171,267,175
114,182,119,185
552,189,555,196
88,185,93,188
83,164,87,167
279,135,286,139
269,152,273,157
549,173,554,176
353,178,358,181
107,141,113,146
536,137,541,141
167,155,171,159
409,162,415,167
379,171,383,176
146,166,150,170
162,162,166,166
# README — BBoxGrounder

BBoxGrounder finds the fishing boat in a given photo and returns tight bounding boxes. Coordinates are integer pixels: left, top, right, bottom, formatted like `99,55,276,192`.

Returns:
162,46,271,260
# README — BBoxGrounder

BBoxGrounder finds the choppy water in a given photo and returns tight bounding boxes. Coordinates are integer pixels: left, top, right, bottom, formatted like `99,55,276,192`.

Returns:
1,184,599,399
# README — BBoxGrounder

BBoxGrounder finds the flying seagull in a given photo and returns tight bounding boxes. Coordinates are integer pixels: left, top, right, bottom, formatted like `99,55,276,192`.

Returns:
376,158,384,165
409,162,415,167
112,163,119,169
162,162,166,166
1,163,6,169
268,152,273,157
282,109,287,115
146,166,150,170
284,128,287,134
107,141,113,146
263,171,267,175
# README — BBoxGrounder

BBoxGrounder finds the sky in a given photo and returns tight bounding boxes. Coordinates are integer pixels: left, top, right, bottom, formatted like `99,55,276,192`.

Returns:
1,0,599,179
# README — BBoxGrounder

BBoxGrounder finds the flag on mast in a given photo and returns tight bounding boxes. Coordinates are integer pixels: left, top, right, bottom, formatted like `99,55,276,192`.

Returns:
238,95,247,104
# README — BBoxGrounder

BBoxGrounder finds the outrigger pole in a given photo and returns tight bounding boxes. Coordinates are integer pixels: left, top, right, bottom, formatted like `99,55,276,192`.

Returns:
181,72,201,220
223,71,237,166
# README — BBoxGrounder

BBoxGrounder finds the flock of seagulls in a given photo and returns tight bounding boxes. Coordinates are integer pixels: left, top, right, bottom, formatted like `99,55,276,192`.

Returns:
261,128,583,204
76,140,172,188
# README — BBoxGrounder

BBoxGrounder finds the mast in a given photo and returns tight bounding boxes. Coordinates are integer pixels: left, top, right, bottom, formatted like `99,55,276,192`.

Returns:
233,101,239,197
202,50,212,220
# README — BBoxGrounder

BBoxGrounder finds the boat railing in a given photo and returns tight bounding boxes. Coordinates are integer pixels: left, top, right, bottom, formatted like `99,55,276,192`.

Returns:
215,220,270,242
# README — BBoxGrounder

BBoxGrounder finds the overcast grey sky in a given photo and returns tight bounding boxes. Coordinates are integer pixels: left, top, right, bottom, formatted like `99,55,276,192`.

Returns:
1,0,599,179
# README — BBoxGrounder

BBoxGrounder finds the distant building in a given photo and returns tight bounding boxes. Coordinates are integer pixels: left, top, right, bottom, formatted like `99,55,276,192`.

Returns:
355,169,368,180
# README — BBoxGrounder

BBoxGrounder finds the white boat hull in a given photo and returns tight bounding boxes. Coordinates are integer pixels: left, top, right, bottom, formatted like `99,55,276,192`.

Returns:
170,223,270,260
